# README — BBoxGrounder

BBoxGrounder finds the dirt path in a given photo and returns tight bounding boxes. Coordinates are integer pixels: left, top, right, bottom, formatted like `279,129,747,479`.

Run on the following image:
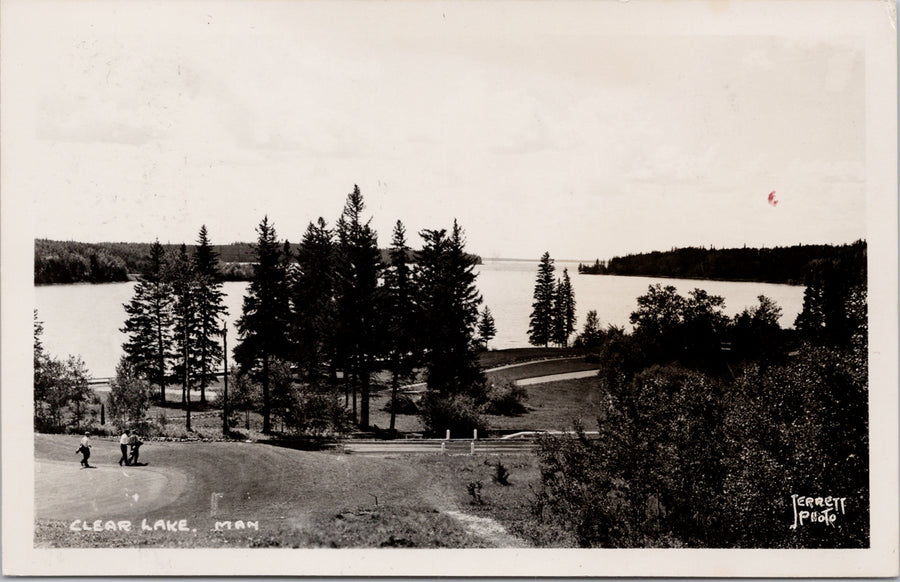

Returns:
441,509,528,547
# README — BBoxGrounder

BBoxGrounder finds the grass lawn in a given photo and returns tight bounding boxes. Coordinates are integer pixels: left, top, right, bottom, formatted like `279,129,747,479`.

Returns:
147,376,603,439
35,434,570,548
44,351,599,548
87,348,603,439
486,359,599,383
477,347,590,369
486,377,607,432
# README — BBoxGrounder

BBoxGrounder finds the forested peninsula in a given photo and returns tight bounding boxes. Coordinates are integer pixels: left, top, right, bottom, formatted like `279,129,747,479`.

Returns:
34,238,479,285
578,241,866,286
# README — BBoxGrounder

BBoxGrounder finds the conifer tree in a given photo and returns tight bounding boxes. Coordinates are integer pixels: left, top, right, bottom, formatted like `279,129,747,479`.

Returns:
528,252,556,347
234,216,291,434
121,239,173,402
192,225,227,404
171,243,199,429
385,220,418,430
418,221,485,398
293,218,337,381
334,186,383,429
478,306,497,349
552,267,576,347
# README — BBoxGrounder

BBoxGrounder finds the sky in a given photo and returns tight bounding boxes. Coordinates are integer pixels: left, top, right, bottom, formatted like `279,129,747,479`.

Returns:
4,0,870,261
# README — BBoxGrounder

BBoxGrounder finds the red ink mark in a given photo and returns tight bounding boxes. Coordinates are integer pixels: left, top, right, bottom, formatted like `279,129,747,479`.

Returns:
768,191,778,206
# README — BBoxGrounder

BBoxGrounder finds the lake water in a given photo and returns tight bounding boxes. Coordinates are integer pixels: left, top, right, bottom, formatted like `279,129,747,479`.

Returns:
34,259,805,378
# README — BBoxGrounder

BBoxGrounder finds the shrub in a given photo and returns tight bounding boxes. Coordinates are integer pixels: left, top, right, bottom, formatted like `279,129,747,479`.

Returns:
534,425,636,548
34,354,94,433
483,379,528,416
466,481,484,504
534,344,869,549
492,460,510,486
382,392,419,415
418,393,486,438
279,382,354,437
156,410,168,431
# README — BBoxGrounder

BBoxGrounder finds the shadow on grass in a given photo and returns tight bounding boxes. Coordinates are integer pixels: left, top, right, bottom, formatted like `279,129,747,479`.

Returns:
255,436,339,452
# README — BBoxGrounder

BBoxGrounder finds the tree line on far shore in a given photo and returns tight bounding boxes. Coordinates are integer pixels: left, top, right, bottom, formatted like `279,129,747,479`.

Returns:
34,238,480,285
578,240,866,285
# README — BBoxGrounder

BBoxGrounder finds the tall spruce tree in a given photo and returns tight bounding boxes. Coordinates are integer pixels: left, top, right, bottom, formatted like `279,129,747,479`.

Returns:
478,306,497,349
417,221,485,398
385,220,418,431
171,243,199,430
234,216,292,434
552,267,576,347
293,218,337,382
794,257,865,347
335,186,383,429
121,239,173,402
529,251,556,347
192,225,227,404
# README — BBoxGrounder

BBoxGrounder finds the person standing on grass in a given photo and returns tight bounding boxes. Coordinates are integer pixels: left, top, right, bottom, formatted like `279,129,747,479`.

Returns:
129,432,143,465
76,432,91,468
118,429,130,466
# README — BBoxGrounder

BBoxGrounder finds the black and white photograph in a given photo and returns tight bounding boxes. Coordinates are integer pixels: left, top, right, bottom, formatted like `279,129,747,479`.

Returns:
2,0,897,576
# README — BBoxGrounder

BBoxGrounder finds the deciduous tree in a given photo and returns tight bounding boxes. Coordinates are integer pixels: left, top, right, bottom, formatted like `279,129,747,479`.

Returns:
107,356,153,430
575,309,603,348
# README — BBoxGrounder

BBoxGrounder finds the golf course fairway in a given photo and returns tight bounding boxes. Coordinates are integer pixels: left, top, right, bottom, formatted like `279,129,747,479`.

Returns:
34,434,530,548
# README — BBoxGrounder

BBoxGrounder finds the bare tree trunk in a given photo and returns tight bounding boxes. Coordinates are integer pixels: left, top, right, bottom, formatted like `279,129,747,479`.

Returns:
389,365,399,432
200,335,207,404
221,322,228,436
184,325,192,432
157,315,166,403
351,371,358,424
359,361,370,430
